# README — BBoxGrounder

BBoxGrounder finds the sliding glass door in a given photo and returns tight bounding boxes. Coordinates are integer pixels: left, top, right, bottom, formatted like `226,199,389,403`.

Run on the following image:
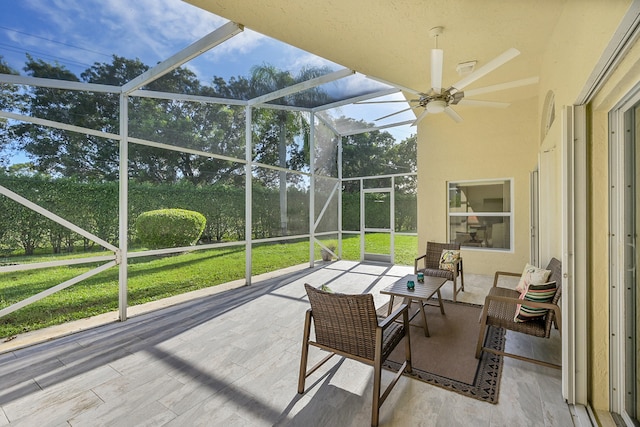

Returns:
623,103,640,425
613,97,640,426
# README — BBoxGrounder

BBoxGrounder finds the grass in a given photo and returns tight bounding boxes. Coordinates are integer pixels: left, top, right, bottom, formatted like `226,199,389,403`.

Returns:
0,234,417,338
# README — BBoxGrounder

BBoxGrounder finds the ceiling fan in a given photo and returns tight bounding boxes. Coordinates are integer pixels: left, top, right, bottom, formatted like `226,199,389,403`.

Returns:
361,26,539,124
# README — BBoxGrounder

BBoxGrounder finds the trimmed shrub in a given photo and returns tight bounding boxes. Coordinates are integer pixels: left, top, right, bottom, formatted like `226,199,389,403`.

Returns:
135,208,206,249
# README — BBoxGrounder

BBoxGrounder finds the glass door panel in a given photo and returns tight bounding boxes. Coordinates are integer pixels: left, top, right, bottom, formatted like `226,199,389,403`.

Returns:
364,231,391,259
364,192,390,229
624,103,640,424
363,190,392,263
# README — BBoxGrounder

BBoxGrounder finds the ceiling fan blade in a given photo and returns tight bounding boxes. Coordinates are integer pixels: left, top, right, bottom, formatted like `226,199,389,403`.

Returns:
374,106,418,121
457,99,510,108
431,48,443,94
451,48,520,92
463,76,539,97
411,109,429,126
444,106,463,123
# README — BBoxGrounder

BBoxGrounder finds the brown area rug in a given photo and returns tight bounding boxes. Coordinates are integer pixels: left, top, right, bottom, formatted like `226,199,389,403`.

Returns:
382,300,505,403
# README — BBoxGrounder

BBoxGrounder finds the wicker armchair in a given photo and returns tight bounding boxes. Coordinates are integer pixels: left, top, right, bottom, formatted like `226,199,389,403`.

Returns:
298,283,412,427
414,241,464,301
475,257,563,369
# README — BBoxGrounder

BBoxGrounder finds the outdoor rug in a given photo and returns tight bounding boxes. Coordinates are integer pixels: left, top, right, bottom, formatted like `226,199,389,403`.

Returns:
382,300,506,404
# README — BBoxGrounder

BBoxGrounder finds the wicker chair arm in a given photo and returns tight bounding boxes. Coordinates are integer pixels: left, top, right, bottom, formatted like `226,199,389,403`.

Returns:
492,271,521,287
483,293,562,334
378,303,409,330
484,293,552,308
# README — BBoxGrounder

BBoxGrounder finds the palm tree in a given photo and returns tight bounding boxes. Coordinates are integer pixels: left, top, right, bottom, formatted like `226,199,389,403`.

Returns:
248,64,332,235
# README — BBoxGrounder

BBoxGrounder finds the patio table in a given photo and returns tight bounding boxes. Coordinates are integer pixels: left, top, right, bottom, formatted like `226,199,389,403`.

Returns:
380,274,447,337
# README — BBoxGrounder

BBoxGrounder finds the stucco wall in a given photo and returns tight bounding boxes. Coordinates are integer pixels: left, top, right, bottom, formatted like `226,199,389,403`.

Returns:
416,97,537,275
416,0,634,412
538,118,562,263
590,37,640,413
535,0,633,412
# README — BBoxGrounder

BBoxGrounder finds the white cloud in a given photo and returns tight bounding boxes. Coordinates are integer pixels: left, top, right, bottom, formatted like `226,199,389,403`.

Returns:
340,73,393,94
283,47,337,73
201,29,267,61
4,0,352,89
12,0,267,74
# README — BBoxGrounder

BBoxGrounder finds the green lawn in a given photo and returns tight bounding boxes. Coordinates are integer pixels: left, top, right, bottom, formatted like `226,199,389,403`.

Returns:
0,234,417,338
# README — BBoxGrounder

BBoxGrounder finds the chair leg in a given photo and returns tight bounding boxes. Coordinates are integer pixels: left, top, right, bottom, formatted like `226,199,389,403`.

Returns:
371,359,382,427
475,308,489,359
298,310,312,394
404,309,412,373
452,272,459,302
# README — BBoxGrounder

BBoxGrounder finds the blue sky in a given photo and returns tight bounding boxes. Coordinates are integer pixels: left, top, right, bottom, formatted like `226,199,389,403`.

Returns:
0,0,414,139
0,0,333,82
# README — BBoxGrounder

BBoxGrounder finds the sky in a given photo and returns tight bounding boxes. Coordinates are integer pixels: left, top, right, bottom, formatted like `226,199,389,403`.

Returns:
0,0,414,142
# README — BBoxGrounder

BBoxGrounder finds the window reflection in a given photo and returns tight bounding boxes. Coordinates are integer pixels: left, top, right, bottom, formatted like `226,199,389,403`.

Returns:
448,180,512,250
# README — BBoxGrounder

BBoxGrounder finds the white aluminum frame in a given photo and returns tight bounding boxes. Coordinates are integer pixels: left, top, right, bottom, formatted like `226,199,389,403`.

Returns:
609,83,640,423
0,19,414,324
446,178,515,252
361,186,394,263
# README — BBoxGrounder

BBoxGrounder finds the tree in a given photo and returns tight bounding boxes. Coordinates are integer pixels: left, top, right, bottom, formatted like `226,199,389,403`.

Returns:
340,119,416,191
239,64,331,234
0,57,26,168
9,56,115,179
387,133,417,191
8,55,249,184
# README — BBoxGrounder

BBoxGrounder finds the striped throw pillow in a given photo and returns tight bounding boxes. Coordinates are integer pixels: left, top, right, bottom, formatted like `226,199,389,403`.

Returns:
514,282,557,322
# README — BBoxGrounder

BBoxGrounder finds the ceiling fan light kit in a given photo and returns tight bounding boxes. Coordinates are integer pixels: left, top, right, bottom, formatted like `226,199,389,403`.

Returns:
426,99,447,113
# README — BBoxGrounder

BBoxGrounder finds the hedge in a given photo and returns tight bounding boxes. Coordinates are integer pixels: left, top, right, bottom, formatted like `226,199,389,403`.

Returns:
0,174,416,256
136,208,206,249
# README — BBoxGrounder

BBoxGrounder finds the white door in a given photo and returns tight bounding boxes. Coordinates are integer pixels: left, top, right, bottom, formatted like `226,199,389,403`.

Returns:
361,188,394,263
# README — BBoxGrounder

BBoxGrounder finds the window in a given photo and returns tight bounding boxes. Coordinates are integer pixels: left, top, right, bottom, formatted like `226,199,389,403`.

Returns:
448,179,512,250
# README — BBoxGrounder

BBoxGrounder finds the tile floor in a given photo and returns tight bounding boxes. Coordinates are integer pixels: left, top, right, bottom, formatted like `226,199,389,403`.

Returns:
0,261,575,426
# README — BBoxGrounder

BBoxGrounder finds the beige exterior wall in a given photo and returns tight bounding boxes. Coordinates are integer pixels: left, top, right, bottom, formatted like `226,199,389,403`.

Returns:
416,97,537,275
590,37,640,413
542,0,634,412
537,2,626,409
417,0,635,412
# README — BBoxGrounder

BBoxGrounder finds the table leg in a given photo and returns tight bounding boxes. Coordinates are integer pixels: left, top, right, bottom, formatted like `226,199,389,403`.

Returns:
436,289,445,315
419,302,430,337
387,295,395,316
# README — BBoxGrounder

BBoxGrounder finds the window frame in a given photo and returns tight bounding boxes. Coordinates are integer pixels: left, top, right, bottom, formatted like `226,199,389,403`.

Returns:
446,178,514,252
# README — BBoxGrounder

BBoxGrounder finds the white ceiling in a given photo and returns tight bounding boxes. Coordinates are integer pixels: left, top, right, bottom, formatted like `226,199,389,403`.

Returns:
186,0,568,106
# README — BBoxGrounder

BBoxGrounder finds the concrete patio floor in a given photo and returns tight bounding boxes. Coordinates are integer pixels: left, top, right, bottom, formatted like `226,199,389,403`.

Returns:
0,261,575,426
